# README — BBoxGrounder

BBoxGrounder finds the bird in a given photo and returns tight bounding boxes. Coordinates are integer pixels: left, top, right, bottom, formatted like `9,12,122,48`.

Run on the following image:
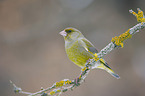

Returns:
59,27,120,79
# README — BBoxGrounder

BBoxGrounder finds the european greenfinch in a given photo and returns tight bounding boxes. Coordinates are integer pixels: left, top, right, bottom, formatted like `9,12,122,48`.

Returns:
60,27,120,79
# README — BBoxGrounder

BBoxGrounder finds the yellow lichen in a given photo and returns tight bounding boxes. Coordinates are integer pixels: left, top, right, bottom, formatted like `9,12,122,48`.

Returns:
57,89,61,92
49,89,61,95
79,75,81,79
49,91,55,95
64,80,71,84
130,8,145,23
55,80,64,87
81,67,86,71
111,29,132,48
93,53,99,61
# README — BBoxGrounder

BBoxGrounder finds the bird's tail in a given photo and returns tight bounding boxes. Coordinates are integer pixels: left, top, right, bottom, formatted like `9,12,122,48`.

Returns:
105,67,120,79
94,58,120,79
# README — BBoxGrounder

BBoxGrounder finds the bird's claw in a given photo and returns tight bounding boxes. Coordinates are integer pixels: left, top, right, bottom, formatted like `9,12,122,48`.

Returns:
74,77,80,86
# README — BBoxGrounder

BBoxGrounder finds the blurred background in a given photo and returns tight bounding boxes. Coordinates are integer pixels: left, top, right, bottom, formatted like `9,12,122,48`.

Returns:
0,0,145,96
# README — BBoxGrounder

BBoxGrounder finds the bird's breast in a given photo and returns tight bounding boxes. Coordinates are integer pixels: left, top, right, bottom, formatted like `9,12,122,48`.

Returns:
65,40,93,67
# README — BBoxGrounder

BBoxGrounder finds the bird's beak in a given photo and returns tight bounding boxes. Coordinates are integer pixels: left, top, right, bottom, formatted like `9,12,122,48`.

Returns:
59,30,67,37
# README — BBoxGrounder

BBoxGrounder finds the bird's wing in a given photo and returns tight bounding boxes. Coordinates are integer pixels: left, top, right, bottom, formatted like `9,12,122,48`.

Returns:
81,38,111,68
81,38,98,54
99,58,112,69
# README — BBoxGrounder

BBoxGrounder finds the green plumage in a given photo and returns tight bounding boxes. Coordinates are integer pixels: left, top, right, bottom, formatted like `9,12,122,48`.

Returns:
60,27,120,79
65,39,94,67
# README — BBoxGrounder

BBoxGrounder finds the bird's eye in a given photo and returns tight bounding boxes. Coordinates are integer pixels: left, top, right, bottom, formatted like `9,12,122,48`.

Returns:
65,29,72,33
68,30,72,33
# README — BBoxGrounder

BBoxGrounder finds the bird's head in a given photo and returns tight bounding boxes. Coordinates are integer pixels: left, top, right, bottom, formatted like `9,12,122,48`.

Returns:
59,27,84,41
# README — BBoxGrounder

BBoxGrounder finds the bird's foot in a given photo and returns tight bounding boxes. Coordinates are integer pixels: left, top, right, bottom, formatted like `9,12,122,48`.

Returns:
74,77,80,86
